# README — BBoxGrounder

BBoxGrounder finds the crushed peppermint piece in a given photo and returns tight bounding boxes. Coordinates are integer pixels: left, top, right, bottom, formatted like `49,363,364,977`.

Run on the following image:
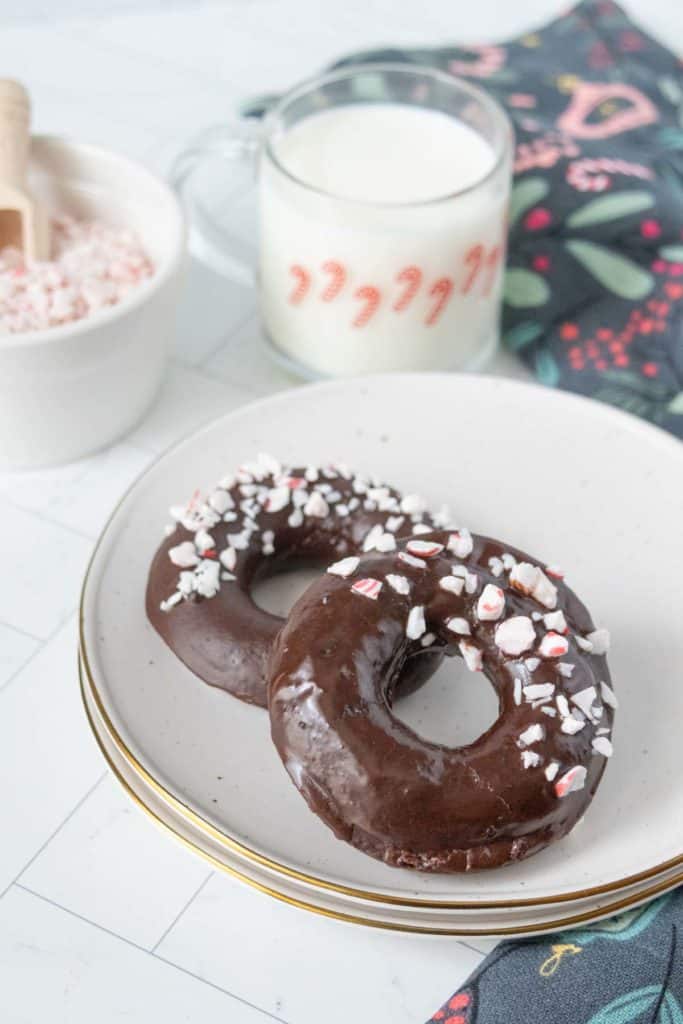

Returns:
541,706,557,717
524,682,555,701
465,572,479,595
556,694,570,718
287,508,304,529
194,559,221,598
160,592,183,612
557,662,575,678
208,489,233,514
412,523,433,536
385,515,405,533
459,640,483,672
363,524,396,553
304,492,329,518
327,556,360,578
227,531,249,550
261,530,275,555
488,556,504,577
587,628,610,655
164,524,174,537
439,575,464,596
513,677,522,705
531,611,543,621
221,571,236,581
219,547,237,571
592,736,613,757
518,723,545,747
495,616,535,655
264,486,290,513
509,562,558,609
304,466,319,482
538,632,569,658
421,633,436,647
501,552,517,571
335,504,349,518
326,490,342,503
446,617,471,636
525,657,541,672
571,686,598,719
351,578,383,600
291,489,309,509
447,529,473,558
544,610,568,634
316,483,332,494
522,751,542,769
406,539,444,558
406,606,427,640
398,551,427,570
546,565,564,579
600,681,618,709
554,765,587,798
545,762,560,781
168,541,199,568
477,584,505,621
561,715,586,735
400,494,427,516
194,530,215,555
386,574,411,595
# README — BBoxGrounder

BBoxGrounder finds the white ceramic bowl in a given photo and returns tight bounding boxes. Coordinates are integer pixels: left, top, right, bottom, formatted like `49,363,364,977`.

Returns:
0,136,185,470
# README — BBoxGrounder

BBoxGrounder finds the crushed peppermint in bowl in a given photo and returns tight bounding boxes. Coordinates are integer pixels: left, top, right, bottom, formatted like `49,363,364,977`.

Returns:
0,136,184,469
0,214,154,335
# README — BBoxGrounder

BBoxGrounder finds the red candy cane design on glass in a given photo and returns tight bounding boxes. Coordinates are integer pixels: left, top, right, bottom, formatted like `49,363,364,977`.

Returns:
426,277,453,325
321,260,346,302
483,245,502,297
462,244,484,294
353,286,381,327
393,266,422,311
288,264,310,305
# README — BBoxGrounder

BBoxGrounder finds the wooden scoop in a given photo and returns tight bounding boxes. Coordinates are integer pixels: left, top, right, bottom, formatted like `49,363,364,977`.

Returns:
0,79,49,260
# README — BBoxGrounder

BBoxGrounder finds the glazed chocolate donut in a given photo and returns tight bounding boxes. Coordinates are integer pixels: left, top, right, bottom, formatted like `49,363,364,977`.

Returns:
269,529,616,872
146,453,449,707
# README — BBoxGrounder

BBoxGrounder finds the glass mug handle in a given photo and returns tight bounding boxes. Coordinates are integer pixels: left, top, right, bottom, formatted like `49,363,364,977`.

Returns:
169,120,262,285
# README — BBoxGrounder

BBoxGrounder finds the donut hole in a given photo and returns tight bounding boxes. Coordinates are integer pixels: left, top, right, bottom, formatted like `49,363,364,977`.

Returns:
391,656,500,747
251,564,323,618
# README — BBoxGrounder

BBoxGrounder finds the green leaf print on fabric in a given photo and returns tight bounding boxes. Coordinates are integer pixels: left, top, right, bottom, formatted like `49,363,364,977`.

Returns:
566,241,654,299
509,177,549,227
534,349,560,386
503,321,544,350
567,191,655,228
504,268,550,307
565,895,673,946
660,992,683,1024
584,985,661,1024
659,245,683,262
668,392,683,414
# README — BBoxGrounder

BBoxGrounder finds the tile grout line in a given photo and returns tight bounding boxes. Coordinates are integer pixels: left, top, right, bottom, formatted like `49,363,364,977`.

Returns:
13,883,290,1024
0,773,108,902
151,870,214,952
197,310,260,371
0,618,43,643
456,939,494,958
0,616,74,696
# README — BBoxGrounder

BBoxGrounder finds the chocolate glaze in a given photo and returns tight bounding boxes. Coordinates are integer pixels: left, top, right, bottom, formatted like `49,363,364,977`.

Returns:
146,458,446,707
268,530,615,872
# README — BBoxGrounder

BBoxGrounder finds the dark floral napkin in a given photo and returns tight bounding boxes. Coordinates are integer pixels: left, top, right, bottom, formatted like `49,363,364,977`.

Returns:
244,0,683,437
428,889,682,1024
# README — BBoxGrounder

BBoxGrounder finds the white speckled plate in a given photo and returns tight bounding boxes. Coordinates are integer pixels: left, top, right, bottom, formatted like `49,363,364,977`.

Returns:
80,374,683,910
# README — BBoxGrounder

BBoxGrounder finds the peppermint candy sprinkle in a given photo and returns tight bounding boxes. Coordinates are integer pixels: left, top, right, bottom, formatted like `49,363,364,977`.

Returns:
386,574,411,595
538,632,569,658
477,584,505,621
406,606,427,640
398,551,427,570
509,562,558,610
446,617,471,636
406,539,444,559
459,640,483,672
304,492,329,518
327,556,359,578
495,616,535,656
351,578,382,600
439,575,465,596
554,765,587,798
447,529,473,558
168,541,200,568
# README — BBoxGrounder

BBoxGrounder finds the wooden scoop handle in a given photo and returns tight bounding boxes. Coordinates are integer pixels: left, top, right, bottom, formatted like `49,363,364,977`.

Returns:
0,79,30,191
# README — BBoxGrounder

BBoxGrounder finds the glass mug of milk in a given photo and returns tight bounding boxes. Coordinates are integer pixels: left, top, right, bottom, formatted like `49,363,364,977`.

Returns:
173,64,513,378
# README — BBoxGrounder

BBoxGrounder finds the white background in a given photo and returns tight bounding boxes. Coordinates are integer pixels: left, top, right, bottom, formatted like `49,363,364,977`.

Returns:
0,1,678,1021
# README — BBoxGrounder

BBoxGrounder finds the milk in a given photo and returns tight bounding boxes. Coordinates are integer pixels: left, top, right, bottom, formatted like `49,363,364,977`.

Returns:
259,103,509,377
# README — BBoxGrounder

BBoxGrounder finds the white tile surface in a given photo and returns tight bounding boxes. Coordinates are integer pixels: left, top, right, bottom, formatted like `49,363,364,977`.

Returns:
0,625,40,692
0,503,92,639
0,444,153,539
21,775,211,950
127,363,251,455
0,617,103,893
205,316,301,396
174,255,256,367
157,872,483,1024
0,886,279,1024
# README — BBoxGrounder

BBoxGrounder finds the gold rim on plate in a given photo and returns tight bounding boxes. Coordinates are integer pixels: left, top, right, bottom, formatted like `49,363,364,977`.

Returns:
79,660,683,937
77,402,683,912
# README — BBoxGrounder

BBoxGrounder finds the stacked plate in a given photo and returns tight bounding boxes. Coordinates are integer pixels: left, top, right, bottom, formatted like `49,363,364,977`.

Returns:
79,375,683,936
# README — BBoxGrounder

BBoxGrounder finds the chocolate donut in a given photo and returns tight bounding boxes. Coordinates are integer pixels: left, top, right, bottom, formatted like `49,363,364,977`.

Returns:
269,529,616,872
146,454,449,707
